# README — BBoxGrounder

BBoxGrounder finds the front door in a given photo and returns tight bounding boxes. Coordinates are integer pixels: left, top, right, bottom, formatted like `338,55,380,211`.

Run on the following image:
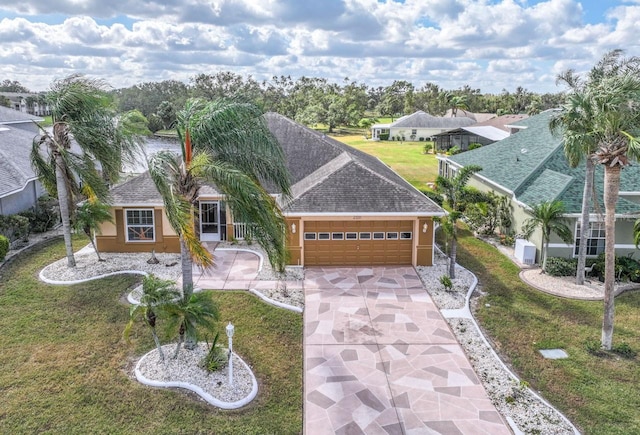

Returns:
200,201,220,241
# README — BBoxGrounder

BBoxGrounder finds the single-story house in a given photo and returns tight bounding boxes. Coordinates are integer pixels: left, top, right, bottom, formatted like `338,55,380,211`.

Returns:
97,113,445,267
432,114,528,152
0,124,46,215
437,109,639,262
371,110,476,141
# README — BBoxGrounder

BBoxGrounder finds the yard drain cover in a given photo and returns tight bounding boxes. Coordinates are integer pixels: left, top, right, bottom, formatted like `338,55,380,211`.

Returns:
539,349,568,359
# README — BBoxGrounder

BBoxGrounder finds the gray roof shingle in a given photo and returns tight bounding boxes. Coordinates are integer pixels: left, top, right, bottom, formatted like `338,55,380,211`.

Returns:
0,125,39,197
391,111,475,129
0,106,43,124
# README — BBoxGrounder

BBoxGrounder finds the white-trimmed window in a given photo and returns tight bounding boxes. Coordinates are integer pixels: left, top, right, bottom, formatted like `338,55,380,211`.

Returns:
304,232,316,240
574,222,605,256
400,232,412,240
359,232,371,240
373,232,385,240
386,232,399,240
332,232,344,240
126,209,155,242
345,232,358,240
318,232,330,240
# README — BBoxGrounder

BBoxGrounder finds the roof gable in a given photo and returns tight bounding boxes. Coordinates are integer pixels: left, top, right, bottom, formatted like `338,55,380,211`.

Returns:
0,125,38,197
390,111,475,129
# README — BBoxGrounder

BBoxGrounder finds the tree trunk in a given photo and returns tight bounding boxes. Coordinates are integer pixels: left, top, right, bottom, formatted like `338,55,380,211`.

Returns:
151,328,165,361
449,236,457,279
576,158,595,285
542,237,548,273
601,165,620,350
180,238,193,299
54,152,76,267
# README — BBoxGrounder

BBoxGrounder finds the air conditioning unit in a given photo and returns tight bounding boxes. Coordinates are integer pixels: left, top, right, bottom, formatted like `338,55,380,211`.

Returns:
514,239,536,265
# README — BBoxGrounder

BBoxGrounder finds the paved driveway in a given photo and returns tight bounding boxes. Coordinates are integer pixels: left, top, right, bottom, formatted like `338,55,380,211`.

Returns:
304,267,510,435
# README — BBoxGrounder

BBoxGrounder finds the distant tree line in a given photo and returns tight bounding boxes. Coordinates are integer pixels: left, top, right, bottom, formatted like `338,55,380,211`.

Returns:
2,74,565,132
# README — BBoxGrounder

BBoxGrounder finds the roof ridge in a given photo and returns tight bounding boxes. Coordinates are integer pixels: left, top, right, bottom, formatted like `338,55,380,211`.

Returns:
287,151,352,201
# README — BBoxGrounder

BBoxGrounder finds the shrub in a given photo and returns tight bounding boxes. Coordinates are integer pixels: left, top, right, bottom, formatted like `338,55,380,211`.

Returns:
0,214,30,243
612,342,637,359
499,233,515,247
201,333,228,372
592,253,640,282
379,133,389,140
419,137,425,142
419,189,443,207
449,146,461,155
545,257,578,277
0,235,9,261
439,275,453,291
19,195,59,233
423,143,433,154
468,142,482,151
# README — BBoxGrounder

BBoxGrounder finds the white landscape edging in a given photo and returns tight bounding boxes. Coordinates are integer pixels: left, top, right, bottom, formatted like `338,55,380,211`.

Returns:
39,267,148,285
248,288,303,313
134,349,258,409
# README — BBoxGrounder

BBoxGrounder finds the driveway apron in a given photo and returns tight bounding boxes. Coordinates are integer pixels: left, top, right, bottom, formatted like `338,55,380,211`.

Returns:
304,266,510,435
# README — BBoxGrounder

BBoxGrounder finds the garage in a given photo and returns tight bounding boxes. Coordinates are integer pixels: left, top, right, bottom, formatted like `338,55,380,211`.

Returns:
303,220,414,266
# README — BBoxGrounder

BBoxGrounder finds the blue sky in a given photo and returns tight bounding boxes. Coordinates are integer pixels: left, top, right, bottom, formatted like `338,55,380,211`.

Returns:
0,0,638,93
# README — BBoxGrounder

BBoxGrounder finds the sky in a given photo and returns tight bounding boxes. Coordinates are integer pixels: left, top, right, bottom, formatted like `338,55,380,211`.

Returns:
0,0,638,94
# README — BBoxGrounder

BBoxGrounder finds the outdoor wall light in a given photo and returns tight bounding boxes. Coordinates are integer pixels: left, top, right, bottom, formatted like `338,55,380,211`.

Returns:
291,223,296,234
423,223,428,233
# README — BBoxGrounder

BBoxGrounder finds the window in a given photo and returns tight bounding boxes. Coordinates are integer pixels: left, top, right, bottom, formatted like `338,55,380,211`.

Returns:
359,232,371,240
386,232,399,240
332,232,344,240
574,222,605,256
126,209,155,242
304,232,316,240
345,232,358,240
373,232,385,240
318,232,330,240
400,232,412,240
411,129,417,135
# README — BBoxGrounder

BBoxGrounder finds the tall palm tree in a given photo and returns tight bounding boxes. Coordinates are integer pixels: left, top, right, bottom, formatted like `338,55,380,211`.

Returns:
148,99,291,298
30,75,146,267
522,200,573,273
587,72,640,350
435,164,483,278
551,50,640,285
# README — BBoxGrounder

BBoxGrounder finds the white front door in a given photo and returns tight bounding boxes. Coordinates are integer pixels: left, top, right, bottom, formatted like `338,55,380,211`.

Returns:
200,201,221,241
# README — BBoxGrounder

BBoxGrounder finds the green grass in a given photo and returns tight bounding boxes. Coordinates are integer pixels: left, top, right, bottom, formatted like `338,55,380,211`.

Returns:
0,237,302,435
453,228,640,435
332,134,439,189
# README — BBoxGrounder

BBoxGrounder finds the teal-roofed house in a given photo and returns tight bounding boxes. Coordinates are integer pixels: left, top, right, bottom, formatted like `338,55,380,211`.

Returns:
437,109,640,263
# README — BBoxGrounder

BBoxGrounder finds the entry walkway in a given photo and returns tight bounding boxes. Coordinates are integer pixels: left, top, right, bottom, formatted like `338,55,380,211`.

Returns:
304,267,510,434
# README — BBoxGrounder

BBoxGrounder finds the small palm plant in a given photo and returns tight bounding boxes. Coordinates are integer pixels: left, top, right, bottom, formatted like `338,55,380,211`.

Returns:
522,200,573,273
73,197,113,262
164,289,220,358
124,274,180,362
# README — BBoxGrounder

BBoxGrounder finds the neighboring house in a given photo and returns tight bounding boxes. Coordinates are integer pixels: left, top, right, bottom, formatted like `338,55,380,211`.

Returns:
0,92,51,117
437,109,639,262
433,114,529,152
443,109,496,123
0,105,44,134
0,124,46,215
97,113,445,267
371,110,476,141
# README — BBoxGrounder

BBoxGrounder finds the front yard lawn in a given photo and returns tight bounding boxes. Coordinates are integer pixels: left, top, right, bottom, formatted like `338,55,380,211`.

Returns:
455,228,640,435
0,237,302,435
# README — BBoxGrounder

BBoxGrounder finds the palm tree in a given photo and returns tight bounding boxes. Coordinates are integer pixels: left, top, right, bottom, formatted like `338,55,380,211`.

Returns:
551,50,640,286
148,99,291,298
522,201,573,273
435,164,483,278
587,72,640,350
30,75,145,267
124,274,180,362
164,290,219,354
73,198,113,262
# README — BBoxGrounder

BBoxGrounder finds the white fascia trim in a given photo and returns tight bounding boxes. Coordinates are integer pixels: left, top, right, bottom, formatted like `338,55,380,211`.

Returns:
285,212,446,217
564,213,639,220
0,177,40,199
620,191,640,195
548,243,638,250
114,203,165,207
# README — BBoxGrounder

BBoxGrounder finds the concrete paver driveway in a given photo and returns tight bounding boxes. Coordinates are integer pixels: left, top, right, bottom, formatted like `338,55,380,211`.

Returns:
304,267,510,435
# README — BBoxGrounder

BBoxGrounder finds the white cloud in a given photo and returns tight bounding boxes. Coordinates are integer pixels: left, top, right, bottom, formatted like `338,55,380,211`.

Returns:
0,0,638,93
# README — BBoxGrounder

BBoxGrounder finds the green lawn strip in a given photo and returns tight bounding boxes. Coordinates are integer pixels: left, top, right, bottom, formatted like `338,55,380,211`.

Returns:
331,134,438,189
454,228,640,434
0,238,302,435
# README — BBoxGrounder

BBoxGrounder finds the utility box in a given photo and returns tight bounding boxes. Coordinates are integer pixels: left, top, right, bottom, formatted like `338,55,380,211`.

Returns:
514,239,536,265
